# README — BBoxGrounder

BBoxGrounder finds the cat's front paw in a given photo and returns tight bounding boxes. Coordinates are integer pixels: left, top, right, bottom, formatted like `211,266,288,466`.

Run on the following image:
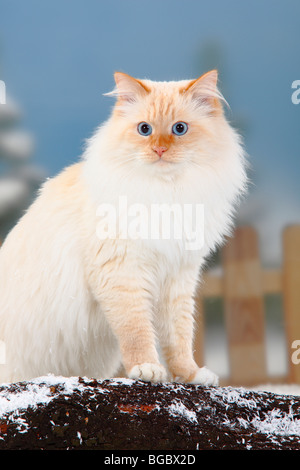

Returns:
190,366,219,386
128,363,167,383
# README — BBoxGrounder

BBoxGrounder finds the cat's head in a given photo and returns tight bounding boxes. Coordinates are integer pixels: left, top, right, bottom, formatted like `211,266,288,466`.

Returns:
101,71,242,181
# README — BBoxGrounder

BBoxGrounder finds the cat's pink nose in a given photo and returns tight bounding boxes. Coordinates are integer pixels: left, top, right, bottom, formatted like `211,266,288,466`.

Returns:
153,146,168,158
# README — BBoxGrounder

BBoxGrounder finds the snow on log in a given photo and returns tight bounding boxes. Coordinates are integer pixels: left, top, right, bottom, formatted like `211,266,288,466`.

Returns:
0,375,300,450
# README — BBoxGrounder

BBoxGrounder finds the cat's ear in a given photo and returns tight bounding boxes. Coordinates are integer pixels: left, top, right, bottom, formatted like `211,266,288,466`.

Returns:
182,70,226,112
104,72,150,103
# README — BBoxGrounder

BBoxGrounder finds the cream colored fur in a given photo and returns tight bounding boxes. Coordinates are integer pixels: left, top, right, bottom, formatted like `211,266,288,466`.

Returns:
0,71,247,384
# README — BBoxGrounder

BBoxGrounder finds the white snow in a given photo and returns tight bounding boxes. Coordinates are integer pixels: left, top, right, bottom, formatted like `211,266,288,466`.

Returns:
251,408,300,437
0,375,85,432
77,431,83,444
210,387,258,410
167,400,198,423
207,384,300,439
108,377,137,386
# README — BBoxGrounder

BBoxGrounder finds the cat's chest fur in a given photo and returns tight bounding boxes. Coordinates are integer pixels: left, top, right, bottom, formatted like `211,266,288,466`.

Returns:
84,165,209,270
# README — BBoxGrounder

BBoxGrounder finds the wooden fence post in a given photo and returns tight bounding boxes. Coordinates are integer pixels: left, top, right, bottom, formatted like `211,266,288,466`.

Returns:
193,291,205,369
222,226,267,385
283,225,300,384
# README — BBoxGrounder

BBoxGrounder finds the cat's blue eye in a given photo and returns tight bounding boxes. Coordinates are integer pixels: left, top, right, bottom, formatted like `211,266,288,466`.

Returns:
172,122,188,136
137,122,152,136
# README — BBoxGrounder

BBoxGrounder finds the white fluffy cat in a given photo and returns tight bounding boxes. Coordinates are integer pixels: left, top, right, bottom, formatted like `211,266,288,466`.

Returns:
0,71,247,384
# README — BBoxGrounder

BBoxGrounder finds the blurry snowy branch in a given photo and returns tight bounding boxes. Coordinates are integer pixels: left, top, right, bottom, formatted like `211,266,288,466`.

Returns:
0,98,45,238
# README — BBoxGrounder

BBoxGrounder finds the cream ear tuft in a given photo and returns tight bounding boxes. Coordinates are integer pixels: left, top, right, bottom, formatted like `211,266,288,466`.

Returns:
104,72,150,102
183,70,228,109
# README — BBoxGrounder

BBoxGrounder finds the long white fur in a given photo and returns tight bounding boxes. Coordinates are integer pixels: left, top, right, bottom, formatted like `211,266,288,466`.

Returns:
0,75,247,384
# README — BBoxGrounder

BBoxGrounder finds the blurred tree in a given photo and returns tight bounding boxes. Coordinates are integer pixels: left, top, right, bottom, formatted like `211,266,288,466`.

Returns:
195,40,250,135
0,93,45,240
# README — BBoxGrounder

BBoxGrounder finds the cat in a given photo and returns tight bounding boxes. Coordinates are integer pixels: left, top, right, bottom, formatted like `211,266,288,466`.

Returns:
0,70,247,385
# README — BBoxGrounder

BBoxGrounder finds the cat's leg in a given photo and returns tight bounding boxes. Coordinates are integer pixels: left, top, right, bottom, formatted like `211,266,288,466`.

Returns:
105,291,167,382
88,263,167,383
158,268,218,386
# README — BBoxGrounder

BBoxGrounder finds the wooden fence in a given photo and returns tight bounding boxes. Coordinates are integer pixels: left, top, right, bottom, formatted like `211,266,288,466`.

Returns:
193,225,300,387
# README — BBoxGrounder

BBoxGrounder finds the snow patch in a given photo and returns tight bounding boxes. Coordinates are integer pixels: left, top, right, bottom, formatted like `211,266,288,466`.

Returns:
251,408,300,437
108,378,137,386
208,386,258,410
0,376,79,416
208,385,300,438
0,375,86,432
167,400,198,423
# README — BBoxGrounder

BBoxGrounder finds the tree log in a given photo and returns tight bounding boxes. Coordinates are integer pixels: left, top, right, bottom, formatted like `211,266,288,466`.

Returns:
0,375,299,450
